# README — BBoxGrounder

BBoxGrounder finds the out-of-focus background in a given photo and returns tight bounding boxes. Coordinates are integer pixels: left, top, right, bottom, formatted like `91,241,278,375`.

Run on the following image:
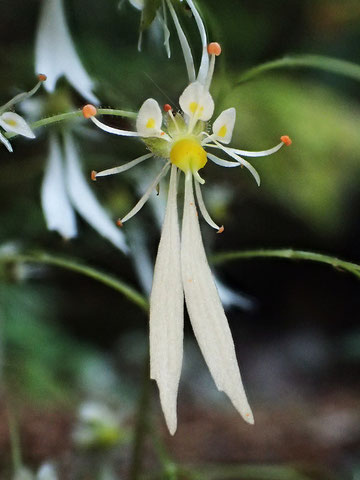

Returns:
0,0,359,478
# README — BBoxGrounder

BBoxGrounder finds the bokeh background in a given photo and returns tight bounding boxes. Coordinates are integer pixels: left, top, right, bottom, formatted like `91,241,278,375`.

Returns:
0,0,359,478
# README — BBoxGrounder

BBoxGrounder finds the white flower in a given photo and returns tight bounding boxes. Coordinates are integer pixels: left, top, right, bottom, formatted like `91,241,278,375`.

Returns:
83,35,292,434
41,132,128,252
35,0,98,104
0,76,45,152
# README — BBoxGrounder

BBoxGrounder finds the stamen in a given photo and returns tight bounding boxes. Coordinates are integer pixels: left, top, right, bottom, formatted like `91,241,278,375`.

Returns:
120,162,170,224
164,104,179,133
194,180,221,230
206,140,285,158
207,152,241,168
217,226,224,234
95,153,153,178
280,135,292,146
91,170,97,181
116,219,123,227
0,75,46,114
185,0,209,84
207,42,221,56
90,116,139,137
82,104,97,118
163,104,172,112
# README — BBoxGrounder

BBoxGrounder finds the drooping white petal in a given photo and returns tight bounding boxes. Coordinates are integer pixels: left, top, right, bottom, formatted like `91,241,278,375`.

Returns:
41,134,77,239
120,162,170,223
207,152,241,168
0,112,35,138
181,173,254,424
166,0,196,82
90,116,139,137
35,0,98,103
64,132,128,252
212,108,236,144
150,164,184,435
0,131,13,152
95,153,153,177
179,82,214,122
194,180,220,230
185,0,209,84
136,98,164,137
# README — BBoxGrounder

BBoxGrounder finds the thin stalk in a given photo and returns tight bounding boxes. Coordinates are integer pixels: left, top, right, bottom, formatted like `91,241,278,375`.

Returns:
0,251,148,312
4,108,137,139
129,356,152,480
211,249,360,279
7,406,22,474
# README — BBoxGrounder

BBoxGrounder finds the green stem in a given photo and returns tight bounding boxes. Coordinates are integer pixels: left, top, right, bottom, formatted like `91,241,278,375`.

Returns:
7,406,22,474
237,54,360,84
5,108,137,139
211,249,360,279
129,356,152,480
0,251,148,312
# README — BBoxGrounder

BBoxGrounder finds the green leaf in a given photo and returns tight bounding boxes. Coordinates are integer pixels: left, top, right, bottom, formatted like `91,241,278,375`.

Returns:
140,0,161,31
212,249,360,280
0,251,148,312
237,54,360,84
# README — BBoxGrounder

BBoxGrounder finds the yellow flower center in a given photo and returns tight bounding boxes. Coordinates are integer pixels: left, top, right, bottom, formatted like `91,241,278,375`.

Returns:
170,137,207,173
6,119,18,127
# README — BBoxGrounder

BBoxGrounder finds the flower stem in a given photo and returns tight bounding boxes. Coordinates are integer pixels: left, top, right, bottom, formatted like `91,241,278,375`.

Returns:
129,356,151,480
5,108,137,139
211,248,360,279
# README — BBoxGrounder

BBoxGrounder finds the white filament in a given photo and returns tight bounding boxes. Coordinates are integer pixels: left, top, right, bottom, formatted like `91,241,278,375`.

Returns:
96,153,153,177
91,117,139,137
194,180,220,230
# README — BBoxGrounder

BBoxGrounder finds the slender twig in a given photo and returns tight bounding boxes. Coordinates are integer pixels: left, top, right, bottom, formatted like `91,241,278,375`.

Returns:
211,249,360,279
4,107,137,139
0,251,148,312
129,356,152,480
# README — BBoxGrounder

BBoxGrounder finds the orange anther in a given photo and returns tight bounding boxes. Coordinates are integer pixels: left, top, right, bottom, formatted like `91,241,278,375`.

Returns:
91,170,97,181
217,225,224,234
160,131,165,136
207,42,221,56
116,219,123,228
82,104,97,118
280,135,292,146
163,104,172,112
37,73,47,82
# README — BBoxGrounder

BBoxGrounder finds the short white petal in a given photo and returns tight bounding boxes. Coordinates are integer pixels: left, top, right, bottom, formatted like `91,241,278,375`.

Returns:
64,133,128,252
41,134,77,239
179,82,214,122
136,98,163,137
181,174,254,424
0,112,35,138
35,0,98,103
0,131,13,152
150,165,184,435
212,108,236,144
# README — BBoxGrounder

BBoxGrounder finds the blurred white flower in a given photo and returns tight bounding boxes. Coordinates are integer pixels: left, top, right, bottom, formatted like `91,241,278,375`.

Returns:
36,463,58,480
35,0,98,104
0,76,45,152
41,132,128,252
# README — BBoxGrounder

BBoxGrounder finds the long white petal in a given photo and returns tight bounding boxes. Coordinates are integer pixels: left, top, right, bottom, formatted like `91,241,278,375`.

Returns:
185,0,209,84
95,153,153,177
41,134,77,239
35,0,98,103
120,162,170,224
0,132,13,152
181,173,254,424
166,0,196,83
150,165,184,435
64,132,128,252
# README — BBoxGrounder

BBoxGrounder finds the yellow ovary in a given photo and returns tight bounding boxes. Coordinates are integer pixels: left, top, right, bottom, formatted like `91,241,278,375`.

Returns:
170,138,207,173
146,118,156,129
218,125,227,137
